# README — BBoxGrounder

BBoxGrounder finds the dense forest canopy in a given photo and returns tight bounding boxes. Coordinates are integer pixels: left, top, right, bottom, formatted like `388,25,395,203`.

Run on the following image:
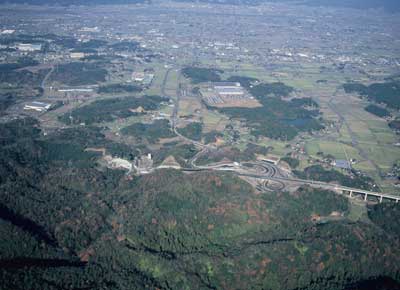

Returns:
364,104,391,118
180,69,324,141
182,67,223,84
0,0,399,288
344,81,400,110
294,165,376,191
122,119,177,143
59,95,168,125
218,82,324,140
1,118,400,290
49,62,108,86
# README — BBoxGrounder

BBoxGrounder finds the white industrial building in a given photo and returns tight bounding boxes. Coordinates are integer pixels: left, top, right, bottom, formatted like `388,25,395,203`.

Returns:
17,43,42,52
132,72,146,82
213,82,241,89
1,29,15,35
213,82,244,96
215,87,244,96
132,72,154,85
70,52,85,59
211,82,244,97
58,88,94,92
24,101,51,112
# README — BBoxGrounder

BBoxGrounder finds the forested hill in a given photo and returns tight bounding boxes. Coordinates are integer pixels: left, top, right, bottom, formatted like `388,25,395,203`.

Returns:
0,0,148,5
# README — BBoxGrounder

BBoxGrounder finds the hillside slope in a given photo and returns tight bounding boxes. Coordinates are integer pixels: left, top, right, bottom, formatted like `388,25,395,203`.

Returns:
0,118,399,289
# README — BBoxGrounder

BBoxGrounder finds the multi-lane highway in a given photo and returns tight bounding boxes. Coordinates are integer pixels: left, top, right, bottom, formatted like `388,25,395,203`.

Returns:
192,160,400,203
165,76,399,204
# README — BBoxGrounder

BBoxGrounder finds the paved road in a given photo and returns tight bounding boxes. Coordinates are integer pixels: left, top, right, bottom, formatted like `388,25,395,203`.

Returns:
163,75,398,203
161,67,173,97
188,160,399,202
41,65,55,93
178,134,399,203
169,72,209,149
327,92,382,178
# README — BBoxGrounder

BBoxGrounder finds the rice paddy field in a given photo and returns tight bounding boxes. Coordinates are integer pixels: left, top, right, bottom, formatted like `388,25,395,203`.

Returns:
120,58,400,194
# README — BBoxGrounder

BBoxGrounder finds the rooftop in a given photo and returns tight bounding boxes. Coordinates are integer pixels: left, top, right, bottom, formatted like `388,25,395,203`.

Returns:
213,82,241,88
334,160,351,169
24,101,52,112
215,87,244,95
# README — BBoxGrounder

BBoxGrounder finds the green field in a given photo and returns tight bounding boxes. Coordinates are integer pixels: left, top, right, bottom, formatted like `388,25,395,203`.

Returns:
169,60,400,193
144,64,168,96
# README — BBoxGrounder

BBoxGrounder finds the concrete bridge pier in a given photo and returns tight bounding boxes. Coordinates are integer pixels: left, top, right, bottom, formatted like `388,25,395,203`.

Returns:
379,196,383,203
349,190,353,198
364,193,368,201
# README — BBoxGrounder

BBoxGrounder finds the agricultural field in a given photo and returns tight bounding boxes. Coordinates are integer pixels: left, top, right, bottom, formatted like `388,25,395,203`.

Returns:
1,2,400,290
179,60,400,193
201,110,230,133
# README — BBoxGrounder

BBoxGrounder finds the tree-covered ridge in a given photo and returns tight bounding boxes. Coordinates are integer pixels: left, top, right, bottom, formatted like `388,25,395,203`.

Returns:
249,82,294,98
196,143,270,165
364,104,391,118
0,69,49,88
49,62,108,86
203,130,224,144
98,83,142,94
109,41,141,52
182,67,223,83
280,156,300,168
191,73,324,140
219,82,324,140
0,57,39,73
344,81,400,110
389,119,400,130
0,118,399,289
59,95,168,125
152,142,197,167
121,119,176,143
177,122,203,141
0,57,49,88
368,203,400,237
0,93,16,114
294,165,375,191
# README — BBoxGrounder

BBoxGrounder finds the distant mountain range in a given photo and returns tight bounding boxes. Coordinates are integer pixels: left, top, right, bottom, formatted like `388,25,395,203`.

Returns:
0,0,399,12
175,0,400,12
0,0,148,5
304,0,400,11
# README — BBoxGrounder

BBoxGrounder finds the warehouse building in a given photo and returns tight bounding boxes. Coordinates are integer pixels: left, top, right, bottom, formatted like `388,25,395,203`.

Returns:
17,43,42,52
215,87,244,96
132,72,154,86
214,82,245,96
24,101,51,112
213,82,241,89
